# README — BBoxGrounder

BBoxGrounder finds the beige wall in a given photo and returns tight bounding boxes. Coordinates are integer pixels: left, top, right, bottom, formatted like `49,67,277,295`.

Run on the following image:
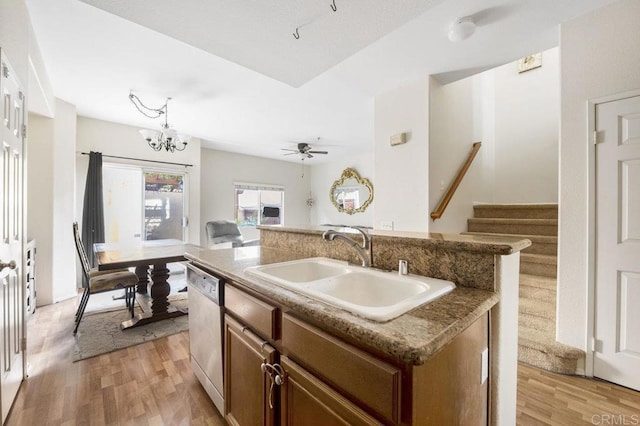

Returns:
27,99,77,305
200,148,311,244
429,74,493,232
493,49,559,203
76,116,202,246
374,77,430,232
558,0,640,350
429,48,560,233
26,112,55,304
308,153,374,228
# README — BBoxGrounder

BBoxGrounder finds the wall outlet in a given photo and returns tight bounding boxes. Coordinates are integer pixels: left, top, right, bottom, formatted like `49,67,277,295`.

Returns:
380,221,394,231
481,347,489,384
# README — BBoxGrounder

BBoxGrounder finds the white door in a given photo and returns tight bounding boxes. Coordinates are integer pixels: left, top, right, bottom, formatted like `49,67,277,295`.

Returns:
0,51,25,423
594,95,640,391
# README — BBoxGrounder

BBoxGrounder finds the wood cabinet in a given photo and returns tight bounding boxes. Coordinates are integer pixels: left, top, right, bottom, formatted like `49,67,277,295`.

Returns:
225,284,278,340
282,313,401,424
224,315,276,426
280,356,382,426
221,280,489,426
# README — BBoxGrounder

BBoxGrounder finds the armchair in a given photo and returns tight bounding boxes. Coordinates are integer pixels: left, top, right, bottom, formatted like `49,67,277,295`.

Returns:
205,220,259,249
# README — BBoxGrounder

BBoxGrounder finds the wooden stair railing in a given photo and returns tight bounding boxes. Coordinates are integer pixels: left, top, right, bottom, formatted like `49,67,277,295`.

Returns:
430,141,482,221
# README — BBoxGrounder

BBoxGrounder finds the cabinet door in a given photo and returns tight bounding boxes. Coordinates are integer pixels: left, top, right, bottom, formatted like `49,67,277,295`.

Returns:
280,356,382,426
225,315,276,426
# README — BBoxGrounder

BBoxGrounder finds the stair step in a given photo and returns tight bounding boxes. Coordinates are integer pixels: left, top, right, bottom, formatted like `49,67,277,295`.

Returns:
473,203,558,219
464,205,580,374
519,327,584,359
519,313,555,333
520,298,555,320
521,253,557,277
518,327,585,375
467,218,557,236
519,274,557,290
520,285,556,302
463,232,557,255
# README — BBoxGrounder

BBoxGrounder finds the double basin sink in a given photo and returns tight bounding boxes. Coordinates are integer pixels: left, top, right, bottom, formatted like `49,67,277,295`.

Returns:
244,257,455,322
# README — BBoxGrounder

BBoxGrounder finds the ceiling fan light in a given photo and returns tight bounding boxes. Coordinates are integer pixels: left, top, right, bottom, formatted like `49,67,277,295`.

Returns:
448,17,476,42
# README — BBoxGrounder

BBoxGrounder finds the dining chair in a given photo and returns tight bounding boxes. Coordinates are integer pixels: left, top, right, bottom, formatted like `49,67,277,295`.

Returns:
72,222,138,334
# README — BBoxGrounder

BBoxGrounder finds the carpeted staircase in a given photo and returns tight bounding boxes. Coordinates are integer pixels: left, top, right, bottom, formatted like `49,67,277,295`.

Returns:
465,204,585,374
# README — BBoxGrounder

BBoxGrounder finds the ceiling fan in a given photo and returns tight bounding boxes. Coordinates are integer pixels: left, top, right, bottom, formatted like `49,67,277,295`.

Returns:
281,142,328,159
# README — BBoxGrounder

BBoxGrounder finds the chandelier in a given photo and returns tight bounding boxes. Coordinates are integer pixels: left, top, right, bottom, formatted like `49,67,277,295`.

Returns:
129,91,190,152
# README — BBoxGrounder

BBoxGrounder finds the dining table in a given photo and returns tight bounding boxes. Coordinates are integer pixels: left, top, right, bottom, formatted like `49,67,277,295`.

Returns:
94,239,199,330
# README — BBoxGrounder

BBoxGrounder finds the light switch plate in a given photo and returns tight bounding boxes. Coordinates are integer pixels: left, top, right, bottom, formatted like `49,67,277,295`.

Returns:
380,221,394,231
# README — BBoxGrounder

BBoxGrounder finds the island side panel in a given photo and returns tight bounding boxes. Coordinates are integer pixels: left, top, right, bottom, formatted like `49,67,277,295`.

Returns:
409,313,489,425
491,252,520,426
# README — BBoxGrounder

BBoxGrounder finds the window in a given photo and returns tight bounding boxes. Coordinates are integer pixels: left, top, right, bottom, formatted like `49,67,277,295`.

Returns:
144,172,185,240
234,183,284,226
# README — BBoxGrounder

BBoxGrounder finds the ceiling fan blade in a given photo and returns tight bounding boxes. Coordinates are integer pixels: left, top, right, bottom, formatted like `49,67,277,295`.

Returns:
307,153,314,158
283,152,298,156
308,150,328,154
281,148,298,152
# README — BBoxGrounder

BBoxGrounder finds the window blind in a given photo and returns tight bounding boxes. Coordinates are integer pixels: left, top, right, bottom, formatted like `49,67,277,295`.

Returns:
234,182,284,191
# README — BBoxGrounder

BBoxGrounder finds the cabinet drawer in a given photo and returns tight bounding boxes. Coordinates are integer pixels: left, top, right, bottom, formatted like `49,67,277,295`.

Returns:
282,314,401,425
281,356,382,426
225,284,278,340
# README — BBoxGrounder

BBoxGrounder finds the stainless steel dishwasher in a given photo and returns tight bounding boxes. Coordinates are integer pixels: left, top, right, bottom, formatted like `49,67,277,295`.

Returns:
186,263,224,415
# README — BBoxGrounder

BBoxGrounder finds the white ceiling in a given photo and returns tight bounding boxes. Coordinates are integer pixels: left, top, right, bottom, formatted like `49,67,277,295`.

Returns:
25,0,616,163
78,0,447,88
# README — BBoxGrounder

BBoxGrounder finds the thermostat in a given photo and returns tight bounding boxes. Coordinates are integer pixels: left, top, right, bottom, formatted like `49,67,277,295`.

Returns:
390,132,407,146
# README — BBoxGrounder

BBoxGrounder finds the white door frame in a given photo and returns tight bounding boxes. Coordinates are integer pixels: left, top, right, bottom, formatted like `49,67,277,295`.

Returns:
586,88,640,377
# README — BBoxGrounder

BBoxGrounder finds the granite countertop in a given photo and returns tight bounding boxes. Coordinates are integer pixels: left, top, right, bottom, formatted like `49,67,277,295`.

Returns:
185,245,500,366
258,224,530,255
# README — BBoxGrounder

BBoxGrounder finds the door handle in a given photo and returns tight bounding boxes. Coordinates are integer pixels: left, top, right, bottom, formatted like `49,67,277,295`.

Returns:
0,259,17,270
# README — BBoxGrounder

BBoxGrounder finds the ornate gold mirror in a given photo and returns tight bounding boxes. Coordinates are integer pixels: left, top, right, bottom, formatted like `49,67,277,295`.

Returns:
330,168,374,215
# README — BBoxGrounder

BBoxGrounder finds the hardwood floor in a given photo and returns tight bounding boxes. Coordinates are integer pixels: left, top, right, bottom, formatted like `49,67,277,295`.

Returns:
517,363,640,425
6,297,225,425
6,297,640,425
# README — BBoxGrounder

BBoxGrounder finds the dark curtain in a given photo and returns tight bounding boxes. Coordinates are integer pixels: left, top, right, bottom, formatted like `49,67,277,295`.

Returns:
81,151,105,271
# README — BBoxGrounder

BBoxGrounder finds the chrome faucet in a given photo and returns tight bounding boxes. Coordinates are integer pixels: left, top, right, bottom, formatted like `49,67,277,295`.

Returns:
322,227,372,267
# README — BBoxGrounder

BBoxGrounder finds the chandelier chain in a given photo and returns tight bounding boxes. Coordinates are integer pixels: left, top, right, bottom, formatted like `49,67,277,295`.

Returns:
128,91,189,153
128,92,167,119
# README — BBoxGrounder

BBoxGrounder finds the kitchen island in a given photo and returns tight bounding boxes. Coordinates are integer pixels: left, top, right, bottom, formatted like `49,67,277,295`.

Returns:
185,228,528,425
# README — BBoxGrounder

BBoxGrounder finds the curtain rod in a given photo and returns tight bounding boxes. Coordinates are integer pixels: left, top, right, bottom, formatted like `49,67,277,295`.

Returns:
80,152,193,168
